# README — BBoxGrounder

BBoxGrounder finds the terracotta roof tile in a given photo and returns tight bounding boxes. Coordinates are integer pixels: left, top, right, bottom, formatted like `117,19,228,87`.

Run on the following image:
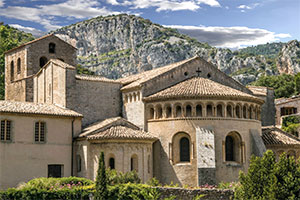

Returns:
0,101,82,117
262,127,300,145
79,117,156,141
80,117,123,137
87,125,157,141
119,56,197,90
247,86,269,96
145,77,262,103
75,74,120,84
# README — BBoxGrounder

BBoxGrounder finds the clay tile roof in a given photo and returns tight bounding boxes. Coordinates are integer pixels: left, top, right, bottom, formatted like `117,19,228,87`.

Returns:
247,86,268,96
79,117,157,141
87,125,157,141
145,77,262,103
119,56,198,90
262,127,300,146
75,74,120,84
5,34,76,54
79,117,123,137
0,101,82,117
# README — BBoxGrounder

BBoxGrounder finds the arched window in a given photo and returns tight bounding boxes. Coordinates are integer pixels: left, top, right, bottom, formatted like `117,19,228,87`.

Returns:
217,104,223,117
129,94,132,102
226,105,233,117
206,104,213,117
243,105,247,119
225,136,234,161
224,132,243,163
166,105,172,118
248,107,252,119
149,107,154,119
130,154,138,172
49,43,56,53
176,105,182,117
236,105,241,118
39,57,48,68
133,93,136,101
196,105,202,117
156,105,162,119
76,155,81,172
185,105,192,117
109,157,115,169
10,61,14,81
180,137,190,162
17,58,21,74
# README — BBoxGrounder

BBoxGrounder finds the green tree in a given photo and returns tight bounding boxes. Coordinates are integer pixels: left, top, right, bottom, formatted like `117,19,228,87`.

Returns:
236,150,276,200
272,153,300,200
295,73,300,94
235,150,300,200
76,64,95,75
252,74,296,98
94,152,108,200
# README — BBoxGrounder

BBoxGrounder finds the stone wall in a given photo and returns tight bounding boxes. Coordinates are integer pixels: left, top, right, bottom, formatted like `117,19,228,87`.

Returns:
275,97,300,125
157,187,234,200
71,79,121,126
122,90,145,129
5,35,76,102
75,140,153,183
148,99,262,186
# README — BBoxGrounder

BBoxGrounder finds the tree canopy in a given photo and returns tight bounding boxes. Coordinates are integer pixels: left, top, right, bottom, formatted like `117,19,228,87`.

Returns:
251,73,300,98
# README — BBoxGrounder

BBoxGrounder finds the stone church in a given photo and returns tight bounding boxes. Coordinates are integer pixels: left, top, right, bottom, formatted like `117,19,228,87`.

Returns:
1,34,300,189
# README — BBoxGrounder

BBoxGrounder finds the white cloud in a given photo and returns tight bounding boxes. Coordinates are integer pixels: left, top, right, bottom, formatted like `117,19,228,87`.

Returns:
0,0,120,31
107,0,221,11
9,24,45,37
165,25,292,49
107,0,119,5
237,3,260,10
0,0,4,7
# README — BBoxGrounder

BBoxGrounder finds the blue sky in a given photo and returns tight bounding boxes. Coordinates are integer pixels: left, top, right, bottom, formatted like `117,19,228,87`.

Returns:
0,0,299,48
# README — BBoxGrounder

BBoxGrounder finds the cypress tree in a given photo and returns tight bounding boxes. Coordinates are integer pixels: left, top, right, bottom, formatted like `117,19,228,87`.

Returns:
94,152,108,200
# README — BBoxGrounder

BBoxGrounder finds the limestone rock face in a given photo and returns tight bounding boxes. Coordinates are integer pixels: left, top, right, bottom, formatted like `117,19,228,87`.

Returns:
277,40,300,74
52,14,297,85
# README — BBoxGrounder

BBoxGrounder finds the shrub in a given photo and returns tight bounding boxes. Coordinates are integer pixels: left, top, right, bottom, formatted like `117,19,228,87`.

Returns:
235,150,300,200
107,169,141,185
95,152,108,200
108,183,160,200
18,177,93,190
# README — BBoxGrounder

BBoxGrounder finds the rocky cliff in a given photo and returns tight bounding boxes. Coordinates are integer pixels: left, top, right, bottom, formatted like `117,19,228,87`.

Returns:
53,14,299,85
277,40,300,74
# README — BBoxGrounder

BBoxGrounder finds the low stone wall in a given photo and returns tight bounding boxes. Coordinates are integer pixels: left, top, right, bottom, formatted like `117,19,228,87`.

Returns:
157,187,234,200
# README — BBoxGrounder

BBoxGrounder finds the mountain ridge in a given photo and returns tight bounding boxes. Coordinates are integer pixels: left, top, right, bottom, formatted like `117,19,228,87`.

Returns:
52,14,299,85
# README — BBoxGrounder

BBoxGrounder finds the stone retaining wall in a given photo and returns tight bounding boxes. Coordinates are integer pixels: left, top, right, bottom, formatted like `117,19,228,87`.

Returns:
157,187,234,200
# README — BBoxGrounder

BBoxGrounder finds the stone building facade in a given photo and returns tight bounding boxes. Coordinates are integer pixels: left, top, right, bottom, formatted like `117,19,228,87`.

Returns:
275,95,300,126
1,34,298,189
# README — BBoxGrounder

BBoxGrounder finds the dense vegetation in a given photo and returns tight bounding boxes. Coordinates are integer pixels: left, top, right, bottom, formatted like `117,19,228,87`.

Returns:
0,24,35,100
282,116,300,137
236,42,284,58
251,73,300,98
235,150,300,200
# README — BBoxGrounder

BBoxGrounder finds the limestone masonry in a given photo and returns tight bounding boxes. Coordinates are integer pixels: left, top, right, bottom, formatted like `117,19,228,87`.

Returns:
0,34,299,189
